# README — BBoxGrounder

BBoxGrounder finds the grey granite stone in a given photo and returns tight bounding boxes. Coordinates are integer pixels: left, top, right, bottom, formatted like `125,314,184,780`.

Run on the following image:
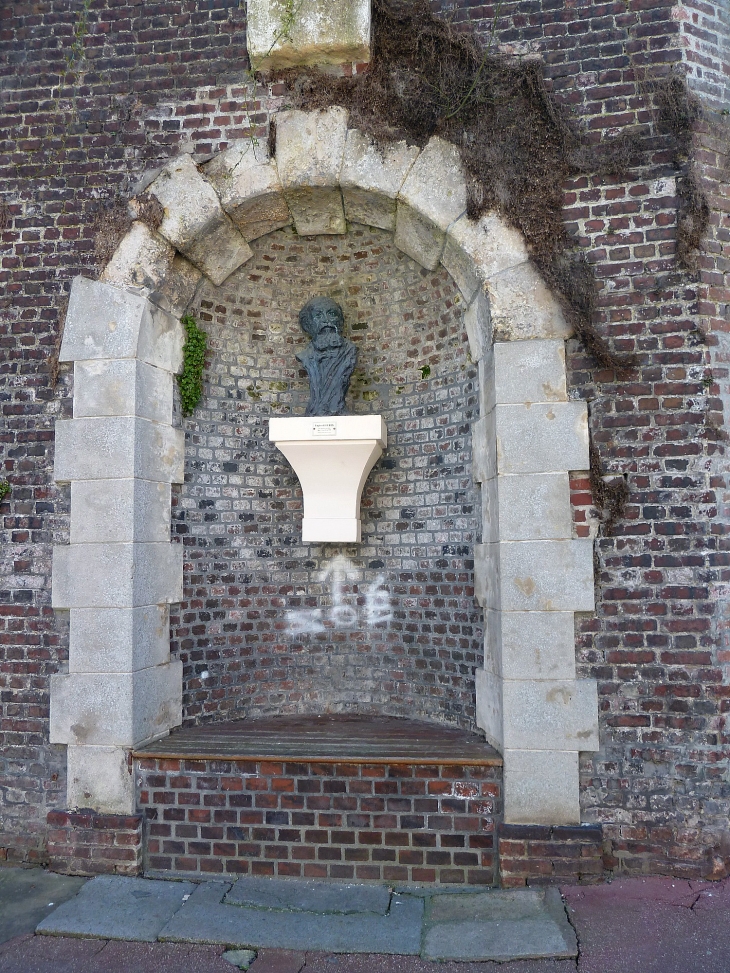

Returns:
36,876,196,943
423,887,577,962
224,876,390,915
159,882,423,954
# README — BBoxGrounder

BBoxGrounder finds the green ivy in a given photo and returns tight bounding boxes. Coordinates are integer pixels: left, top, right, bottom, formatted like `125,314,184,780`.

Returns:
0,480,10,502
177,315,208,417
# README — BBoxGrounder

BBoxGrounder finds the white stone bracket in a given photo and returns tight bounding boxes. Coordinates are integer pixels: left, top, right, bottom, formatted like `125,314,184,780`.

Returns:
269,415,386,543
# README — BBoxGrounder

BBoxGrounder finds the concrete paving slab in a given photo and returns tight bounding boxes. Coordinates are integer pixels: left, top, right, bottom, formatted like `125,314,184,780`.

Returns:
225,876,391,915
0,867,86,945
35,876,196,943
159,882,424,954
423,888,576,962
0,935,237,973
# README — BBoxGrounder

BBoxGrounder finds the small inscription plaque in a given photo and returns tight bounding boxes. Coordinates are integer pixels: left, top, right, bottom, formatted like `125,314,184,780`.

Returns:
312,420,337,438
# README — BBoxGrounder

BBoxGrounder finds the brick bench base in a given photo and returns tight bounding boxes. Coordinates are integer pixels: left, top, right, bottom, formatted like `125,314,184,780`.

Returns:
137,757,502,885
498,823,605,886
46,809,143,876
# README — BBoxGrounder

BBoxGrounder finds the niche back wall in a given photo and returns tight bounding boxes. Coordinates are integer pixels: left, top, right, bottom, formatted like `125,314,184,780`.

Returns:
172,224,482,730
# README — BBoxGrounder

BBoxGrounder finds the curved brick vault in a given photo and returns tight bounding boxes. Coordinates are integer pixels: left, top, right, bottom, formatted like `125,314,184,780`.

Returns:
50,107,599,827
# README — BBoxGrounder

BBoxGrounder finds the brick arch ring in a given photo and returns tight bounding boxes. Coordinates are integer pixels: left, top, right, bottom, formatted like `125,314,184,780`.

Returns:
51,106,599,827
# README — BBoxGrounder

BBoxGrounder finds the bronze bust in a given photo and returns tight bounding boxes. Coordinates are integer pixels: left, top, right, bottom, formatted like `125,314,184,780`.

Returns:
297,297,358,416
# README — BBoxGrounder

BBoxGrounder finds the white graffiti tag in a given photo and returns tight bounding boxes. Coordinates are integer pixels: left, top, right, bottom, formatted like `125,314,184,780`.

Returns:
286,556,394,634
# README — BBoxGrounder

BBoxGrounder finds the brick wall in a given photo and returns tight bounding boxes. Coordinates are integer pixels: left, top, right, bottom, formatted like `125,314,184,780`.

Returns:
174,223,481,729
498,823,605,887
46,809,143,876
137,756,500,885
1,0,729,878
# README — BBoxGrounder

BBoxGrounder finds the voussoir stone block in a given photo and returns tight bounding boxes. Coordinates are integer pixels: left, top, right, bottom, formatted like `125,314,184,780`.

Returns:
66,745,136,814
73,360,173,424
501,678,599,751
101,223,202,316
495,401,589,475
463,290,491,364
399,137,467,232
395,137,467,270
247,0,371,71
443,213,528,303
275,108,349,235
496,472,571,541
340,130,420,231
486,261,570,341
101,221,176,296
60,277,184,373
149,154,253,285
69,606,170,674
54,417,184,484
52,542,183,609
203,140,292,241
494,338,567,405
70,479,171,545
503,749,580,825
497,539,595,613
50,662,183,748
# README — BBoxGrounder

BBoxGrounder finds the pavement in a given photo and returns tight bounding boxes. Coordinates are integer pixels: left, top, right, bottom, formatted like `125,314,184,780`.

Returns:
0,866,728,972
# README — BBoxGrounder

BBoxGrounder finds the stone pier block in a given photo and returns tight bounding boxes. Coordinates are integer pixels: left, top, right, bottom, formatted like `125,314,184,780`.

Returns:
497,611,577,682
473,543,500,612
501,678,599,751
503,750,580,825
73,360,173,424
68,606,170,674
476,667,504,752
50,662,183,748
149,154,253,285
497,539,595,613
52,542,183,609
495,402,589,475
203,140,292,241
66,745,136,814
494,339,567,404
60,278,184,373
471,411,497,485
54,417,184,484
275,108,349,235
70,480,171,545
496,473,571,541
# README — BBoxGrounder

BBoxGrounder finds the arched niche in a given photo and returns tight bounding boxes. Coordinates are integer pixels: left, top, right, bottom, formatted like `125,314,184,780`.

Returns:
51,108,598,825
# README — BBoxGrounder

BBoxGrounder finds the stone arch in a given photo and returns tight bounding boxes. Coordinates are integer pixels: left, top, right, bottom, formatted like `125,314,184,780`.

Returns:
51,107,598,826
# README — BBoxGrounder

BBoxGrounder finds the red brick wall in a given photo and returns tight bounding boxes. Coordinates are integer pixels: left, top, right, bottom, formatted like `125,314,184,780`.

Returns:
137,757,500,885
498,823,605,887
46,809,143,877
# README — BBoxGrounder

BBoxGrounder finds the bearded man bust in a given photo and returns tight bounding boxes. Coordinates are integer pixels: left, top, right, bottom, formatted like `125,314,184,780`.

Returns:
296,296,358,416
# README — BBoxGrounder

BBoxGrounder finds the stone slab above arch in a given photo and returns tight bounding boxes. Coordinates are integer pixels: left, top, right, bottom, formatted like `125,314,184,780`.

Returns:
52,109,598,825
